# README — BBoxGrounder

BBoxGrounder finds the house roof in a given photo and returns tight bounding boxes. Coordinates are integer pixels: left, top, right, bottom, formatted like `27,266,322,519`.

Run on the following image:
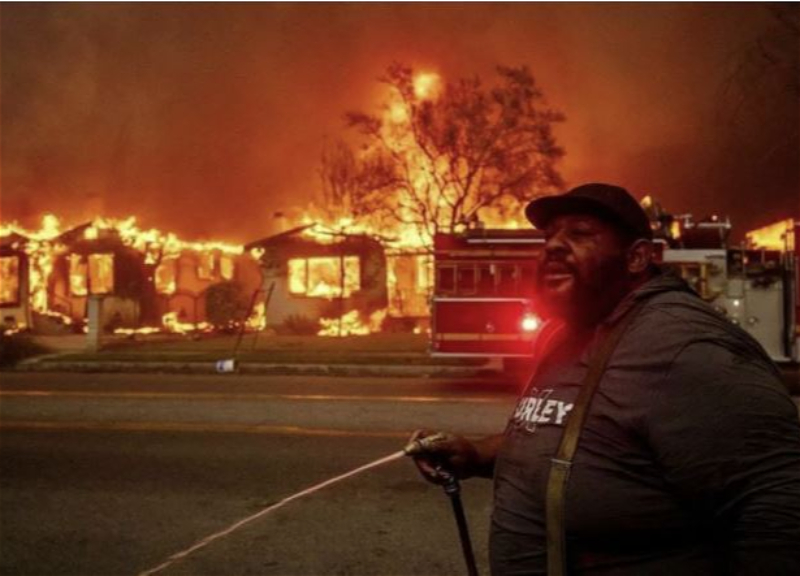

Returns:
0,232,30,249
244,224,317,250
245,224,389,264
245,224,394,251
55,222,94,245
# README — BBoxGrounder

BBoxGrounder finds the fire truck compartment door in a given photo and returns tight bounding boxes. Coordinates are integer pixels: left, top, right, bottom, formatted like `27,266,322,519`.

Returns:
432,298,535,356
740,280,790,362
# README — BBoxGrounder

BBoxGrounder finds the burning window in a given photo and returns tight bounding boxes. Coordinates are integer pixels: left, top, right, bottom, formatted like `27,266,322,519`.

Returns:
197,253,215,280
387,254,432,317
88,254,114,294
155,259,177,294
69,254,115,295
288,256,361,298
69,255,88,296
0,256,20,305
288,259,307,294
220,255,234,280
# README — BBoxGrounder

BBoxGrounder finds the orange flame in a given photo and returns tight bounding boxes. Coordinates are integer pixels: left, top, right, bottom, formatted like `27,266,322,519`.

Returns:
2,214,252,335
318,308,387,337
746,219,795,251
413,72,442,100
246,302,267,331
299,71,530,253
1,214,66,314
87,216,244,259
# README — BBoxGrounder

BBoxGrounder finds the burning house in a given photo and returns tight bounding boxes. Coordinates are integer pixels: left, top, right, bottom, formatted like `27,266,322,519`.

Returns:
146,248,261,328
0,215,262,335
245,225,388,334
47,222,148,332
48,220,262,332
0,232,32,332
2,213,434,337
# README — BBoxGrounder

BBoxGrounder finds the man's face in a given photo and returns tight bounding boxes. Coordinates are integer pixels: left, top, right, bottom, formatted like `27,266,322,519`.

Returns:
537,213,629,324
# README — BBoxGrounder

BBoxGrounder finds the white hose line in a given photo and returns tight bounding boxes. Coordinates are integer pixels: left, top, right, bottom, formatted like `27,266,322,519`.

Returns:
138,450,405,576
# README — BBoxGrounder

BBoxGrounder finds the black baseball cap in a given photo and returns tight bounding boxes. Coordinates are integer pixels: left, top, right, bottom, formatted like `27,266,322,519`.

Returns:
525,183,653,240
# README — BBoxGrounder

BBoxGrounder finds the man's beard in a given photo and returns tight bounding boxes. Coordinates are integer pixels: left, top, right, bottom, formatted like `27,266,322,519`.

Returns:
536,255,628,326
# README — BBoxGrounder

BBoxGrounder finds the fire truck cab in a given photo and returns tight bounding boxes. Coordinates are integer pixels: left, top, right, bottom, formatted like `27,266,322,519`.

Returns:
431,219,799,366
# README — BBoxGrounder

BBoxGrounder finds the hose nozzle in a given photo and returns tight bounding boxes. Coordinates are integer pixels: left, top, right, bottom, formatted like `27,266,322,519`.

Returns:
403,432,451,456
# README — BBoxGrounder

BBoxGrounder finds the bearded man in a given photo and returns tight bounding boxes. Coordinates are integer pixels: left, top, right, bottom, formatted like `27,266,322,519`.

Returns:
410,183,800,575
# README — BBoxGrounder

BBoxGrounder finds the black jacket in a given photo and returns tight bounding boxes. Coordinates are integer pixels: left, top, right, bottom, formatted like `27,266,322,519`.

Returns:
490,273,800,575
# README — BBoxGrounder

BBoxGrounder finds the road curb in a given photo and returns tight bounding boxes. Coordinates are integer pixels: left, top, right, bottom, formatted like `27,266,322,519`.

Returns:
12,359,499,379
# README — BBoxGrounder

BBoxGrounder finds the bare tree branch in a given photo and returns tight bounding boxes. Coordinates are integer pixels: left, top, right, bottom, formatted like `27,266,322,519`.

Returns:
320,63,565,245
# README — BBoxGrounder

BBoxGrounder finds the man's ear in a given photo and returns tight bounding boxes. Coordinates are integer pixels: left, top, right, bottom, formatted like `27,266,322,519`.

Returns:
627,239,654,275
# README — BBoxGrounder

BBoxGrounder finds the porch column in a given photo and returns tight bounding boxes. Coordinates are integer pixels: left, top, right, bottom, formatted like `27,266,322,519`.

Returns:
86,295,103,352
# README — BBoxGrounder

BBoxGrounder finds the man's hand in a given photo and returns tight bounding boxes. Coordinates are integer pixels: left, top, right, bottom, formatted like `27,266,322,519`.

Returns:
405,429,498,483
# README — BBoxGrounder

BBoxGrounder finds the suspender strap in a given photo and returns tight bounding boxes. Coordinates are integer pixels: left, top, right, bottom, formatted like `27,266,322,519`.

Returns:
545,304,643,576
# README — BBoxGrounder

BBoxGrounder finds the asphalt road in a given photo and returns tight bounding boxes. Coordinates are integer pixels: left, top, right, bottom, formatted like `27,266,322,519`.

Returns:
1,370,797,576
0,373,520,576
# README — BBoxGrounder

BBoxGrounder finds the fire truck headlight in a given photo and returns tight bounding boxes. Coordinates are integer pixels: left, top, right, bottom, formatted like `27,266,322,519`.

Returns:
521,314,540,332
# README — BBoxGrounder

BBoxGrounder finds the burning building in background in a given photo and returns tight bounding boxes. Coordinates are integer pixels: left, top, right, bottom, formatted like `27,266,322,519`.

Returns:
0,215,68,333
0,231,32,331
0,215,261,335
48,220,262,333
244,214,436,336
47,221,145,333
0,213,436,338
4,208,796,348
245,225,389,336
0,66,560,338
152,249,261,328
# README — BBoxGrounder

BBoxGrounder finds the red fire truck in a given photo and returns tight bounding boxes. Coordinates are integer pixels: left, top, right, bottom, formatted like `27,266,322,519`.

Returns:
430,229,545,359
430,219,799,367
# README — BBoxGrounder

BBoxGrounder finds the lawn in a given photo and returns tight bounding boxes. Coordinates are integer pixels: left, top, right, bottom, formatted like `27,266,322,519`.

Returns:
48,332,483,366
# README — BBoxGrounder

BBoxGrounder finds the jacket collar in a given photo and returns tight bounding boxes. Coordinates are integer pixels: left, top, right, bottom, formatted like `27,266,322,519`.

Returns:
600,271,693,328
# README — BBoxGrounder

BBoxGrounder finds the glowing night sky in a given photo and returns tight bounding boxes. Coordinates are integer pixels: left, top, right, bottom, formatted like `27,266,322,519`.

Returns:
2,3,798,241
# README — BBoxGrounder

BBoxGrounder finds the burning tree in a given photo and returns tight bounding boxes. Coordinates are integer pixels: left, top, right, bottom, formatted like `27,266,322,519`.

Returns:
318,138,398,231
323,63,565,246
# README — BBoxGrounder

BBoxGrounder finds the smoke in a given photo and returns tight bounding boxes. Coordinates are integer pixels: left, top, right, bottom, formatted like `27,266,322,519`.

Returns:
1,4,797,241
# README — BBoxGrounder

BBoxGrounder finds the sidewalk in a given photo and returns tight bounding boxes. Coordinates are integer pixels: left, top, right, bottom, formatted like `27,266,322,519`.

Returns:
10,332,503,379
15,356,501,378
9,333,797,390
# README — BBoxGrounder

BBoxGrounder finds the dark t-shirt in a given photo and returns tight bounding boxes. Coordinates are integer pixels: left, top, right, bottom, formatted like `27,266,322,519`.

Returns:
489,274,800,576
